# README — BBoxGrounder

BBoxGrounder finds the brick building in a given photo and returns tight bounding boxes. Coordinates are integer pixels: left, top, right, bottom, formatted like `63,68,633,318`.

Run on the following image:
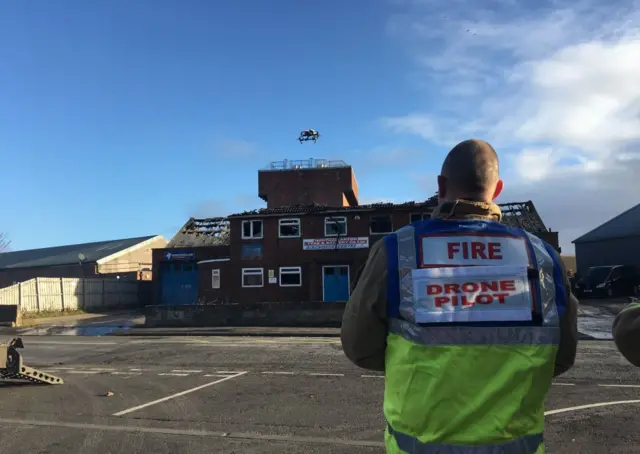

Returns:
154,158,559,306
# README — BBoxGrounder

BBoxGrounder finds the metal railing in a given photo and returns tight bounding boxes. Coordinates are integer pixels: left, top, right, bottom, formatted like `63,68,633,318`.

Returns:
262,159,349,171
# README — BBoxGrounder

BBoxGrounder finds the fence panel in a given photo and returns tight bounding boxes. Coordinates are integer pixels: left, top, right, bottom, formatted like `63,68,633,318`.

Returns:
0,277,144,313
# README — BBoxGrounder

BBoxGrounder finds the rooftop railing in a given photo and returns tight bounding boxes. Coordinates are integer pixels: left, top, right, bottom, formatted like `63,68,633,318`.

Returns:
262,158,349,171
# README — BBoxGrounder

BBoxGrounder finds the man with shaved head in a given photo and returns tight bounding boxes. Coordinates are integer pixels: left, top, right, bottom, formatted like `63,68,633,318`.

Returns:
342,139,578,454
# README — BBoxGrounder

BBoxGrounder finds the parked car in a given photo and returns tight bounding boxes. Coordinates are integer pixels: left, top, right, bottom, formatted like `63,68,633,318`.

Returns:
575,265,640,298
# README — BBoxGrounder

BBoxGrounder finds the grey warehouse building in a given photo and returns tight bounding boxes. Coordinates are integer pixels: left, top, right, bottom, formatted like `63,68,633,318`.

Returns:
573,202,640,275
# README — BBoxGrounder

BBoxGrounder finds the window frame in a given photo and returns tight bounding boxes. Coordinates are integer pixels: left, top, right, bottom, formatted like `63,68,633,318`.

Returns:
211,269,220,289
241,242,263,260
324,216,348,237
241,267,264,288
241,219,264,240
278,218,301,238
370,214,393,235
279,266,302,287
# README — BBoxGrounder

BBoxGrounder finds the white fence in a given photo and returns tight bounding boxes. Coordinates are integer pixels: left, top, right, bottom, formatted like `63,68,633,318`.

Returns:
0,277,140,313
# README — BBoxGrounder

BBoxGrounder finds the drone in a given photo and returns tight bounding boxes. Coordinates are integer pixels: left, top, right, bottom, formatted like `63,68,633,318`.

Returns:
298,129,320,144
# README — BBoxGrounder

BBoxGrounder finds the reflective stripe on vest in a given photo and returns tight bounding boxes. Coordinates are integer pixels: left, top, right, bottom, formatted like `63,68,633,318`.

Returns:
385,221,562,454
388,424,544,454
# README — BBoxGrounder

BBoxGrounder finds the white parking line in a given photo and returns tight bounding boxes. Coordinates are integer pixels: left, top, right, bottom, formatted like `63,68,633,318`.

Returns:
361,375,384,378
158,373,190,377
261,371,295,375
67,370,100,374
545,400,640,416
23,341,118,345
598,384,640,388
308,373,344,377
112,372,142,376
112,371,248,416
553,383,575,386
171,369,202,373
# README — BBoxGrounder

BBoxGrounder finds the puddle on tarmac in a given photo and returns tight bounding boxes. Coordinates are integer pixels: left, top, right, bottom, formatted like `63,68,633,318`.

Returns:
577,307,615,340
15,324,133,336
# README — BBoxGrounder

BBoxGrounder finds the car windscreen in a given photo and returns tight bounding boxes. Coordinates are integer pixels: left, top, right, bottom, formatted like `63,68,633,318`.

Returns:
585,267,614,285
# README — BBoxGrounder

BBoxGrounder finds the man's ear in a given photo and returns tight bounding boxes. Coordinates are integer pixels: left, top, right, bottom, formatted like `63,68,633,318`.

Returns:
437,175,447,199
492,179,504,200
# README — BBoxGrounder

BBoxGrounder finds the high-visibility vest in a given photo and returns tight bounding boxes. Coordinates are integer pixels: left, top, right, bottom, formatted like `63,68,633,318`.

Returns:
382,218,567,454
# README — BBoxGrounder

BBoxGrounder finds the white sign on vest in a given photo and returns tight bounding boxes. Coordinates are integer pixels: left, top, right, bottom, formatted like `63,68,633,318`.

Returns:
419,234,531,268
411,265,533,323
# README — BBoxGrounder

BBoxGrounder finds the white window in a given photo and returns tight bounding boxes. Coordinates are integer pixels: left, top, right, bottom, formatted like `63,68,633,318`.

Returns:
279,218,301,238
410,213,426,223
242,220,263,239
370,215,393,234
242,268,264,287
212,269,220,289
279,266,302,287
324,216,347,237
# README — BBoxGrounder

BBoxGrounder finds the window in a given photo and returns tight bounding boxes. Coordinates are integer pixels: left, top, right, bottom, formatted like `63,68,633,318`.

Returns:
410,213,425,223
324,216,347,237
242,220,263,239
279,218,301,238
242,243,263,260
279,266,302,287
242,268,264,287
212,269,220,289
370,215,393,234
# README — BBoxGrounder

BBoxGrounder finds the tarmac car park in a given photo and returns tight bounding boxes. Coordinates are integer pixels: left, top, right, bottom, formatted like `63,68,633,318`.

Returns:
1,333,639,454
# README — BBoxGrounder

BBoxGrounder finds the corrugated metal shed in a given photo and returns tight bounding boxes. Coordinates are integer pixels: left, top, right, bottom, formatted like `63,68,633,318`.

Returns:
573,202,640,244
0,236,157,269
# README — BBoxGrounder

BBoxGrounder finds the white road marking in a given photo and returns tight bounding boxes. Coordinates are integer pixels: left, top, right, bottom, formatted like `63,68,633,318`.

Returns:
545,400,640,416
552,383,575,386
171,369,202,373
129,368,143,371
22,341,118,345
308,373,344,377
0,417,384,448
158,373,190,377
361,375,384,378
261,371,295,375
112,371,248,416
214,370,246,374
203,374,233,377
88,368,117,372
111,372,142,376
67,370,100,374
598,384,640,388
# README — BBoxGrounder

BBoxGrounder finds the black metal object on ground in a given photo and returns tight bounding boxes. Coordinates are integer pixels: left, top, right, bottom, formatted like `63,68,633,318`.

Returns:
0,338,64,385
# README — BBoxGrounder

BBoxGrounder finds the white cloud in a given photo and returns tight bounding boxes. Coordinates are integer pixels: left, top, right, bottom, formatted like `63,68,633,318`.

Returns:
384,0,640,252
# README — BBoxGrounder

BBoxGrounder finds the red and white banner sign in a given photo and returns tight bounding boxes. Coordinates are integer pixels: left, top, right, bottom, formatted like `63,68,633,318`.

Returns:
411,265,533,323
303,237,369,251
419,234,531,268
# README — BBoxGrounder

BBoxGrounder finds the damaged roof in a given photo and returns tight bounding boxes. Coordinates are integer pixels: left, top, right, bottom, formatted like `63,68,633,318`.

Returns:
168,217,230,248
0,235,159,269
224,199,549,233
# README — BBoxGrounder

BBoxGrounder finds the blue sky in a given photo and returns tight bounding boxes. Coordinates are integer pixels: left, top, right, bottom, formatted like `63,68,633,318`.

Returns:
2,0,639,253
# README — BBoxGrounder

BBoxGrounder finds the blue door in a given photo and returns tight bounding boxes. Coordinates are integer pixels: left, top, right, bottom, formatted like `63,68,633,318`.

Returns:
161,262,199,305
323,266,350,302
